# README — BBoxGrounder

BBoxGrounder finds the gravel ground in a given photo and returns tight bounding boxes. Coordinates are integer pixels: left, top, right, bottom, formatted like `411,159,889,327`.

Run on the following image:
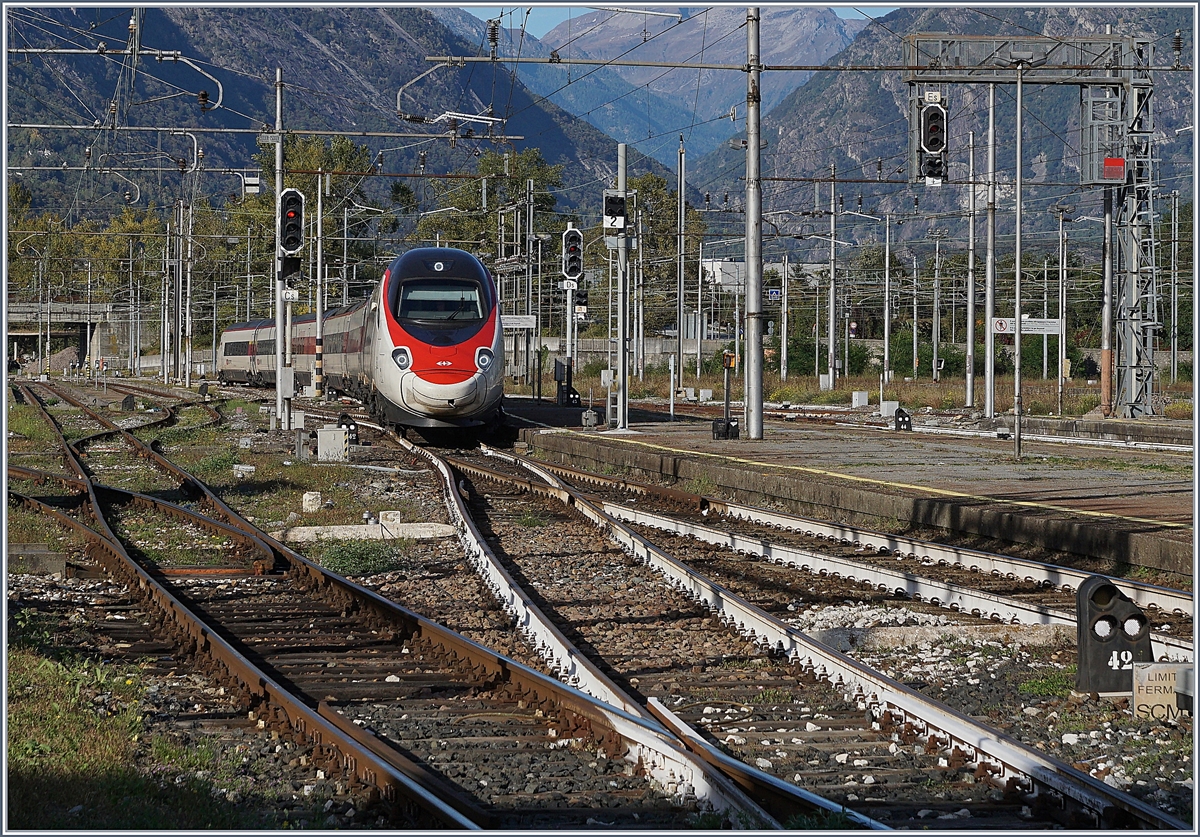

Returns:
788,604,1194,823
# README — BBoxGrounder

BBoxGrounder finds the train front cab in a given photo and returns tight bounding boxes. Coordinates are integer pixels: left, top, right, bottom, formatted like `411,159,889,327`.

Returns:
372,249,504,429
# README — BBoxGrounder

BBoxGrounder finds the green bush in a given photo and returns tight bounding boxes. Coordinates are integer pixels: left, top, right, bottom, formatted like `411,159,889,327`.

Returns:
316,540,401,575
189,449,238,480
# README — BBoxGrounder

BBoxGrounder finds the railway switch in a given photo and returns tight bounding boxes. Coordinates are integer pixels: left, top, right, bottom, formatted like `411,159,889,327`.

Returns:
1075,575,1154,694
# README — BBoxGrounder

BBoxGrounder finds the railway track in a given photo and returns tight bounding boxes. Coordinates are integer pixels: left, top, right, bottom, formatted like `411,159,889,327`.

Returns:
422,444,1189,829
9,383,806,829
514,457,1193,661
10,382,1191,828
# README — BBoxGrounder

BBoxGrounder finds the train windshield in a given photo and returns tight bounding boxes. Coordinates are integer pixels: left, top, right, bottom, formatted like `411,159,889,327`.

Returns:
396,279,483,322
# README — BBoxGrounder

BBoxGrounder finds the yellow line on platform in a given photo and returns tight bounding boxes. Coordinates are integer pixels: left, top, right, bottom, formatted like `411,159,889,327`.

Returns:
577,432,1191,531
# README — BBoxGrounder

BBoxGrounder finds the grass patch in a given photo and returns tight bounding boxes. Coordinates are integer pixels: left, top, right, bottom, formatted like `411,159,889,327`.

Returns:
682,474,717,496
7,403,58,447
516,511,547,527
185,448,240,482
6,644,317,829
312,539,404,575
7,506,55,547
750,687,798,705
1163,401,1193,420
784,810,862,830
1018,665,1077,697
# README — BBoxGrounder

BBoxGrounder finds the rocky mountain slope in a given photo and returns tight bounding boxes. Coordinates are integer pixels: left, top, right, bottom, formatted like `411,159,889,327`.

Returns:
433,6,863,166
7,6,674,217
692,6,1193,245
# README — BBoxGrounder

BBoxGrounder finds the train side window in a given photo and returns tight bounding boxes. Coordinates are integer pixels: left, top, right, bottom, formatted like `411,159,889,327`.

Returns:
223,341,250,357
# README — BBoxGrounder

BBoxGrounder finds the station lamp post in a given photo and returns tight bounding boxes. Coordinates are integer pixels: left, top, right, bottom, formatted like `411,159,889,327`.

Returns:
1052,205,1073,415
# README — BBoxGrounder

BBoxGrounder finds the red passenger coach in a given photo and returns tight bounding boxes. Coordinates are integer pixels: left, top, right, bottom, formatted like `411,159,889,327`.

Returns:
218,247,505,431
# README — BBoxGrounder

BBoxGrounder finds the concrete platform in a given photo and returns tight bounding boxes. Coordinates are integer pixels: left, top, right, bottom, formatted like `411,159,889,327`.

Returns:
508,398,1193,577
271,522,456,543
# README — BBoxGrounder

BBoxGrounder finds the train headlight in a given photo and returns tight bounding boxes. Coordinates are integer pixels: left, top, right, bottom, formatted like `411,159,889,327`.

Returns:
392,347,412,370
475,347,494,372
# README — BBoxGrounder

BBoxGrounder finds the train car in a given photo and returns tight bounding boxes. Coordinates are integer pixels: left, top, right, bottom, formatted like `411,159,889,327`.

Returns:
218,247,504,430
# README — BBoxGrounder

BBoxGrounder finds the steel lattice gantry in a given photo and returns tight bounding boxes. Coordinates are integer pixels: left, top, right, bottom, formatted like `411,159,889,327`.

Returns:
904,34,1161,418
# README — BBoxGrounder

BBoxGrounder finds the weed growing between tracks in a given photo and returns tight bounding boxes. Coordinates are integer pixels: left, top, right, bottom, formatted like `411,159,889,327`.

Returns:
1018,665,1077,697
7,506,86,551
517,511,548,527
7,613,239,829
7,403,58,448
783,809,859,830
307,539,411,575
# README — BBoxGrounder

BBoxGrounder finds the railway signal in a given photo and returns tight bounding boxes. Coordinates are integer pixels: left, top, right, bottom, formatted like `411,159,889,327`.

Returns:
919,102,947,181
279,188,305,255
602,190,627,230
1075,575,1154,694
562,228,583,280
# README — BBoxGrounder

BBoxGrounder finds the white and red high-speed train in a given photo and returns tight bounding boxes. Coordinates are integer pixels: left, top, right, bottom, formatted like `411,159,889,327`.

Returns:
217,247,505,429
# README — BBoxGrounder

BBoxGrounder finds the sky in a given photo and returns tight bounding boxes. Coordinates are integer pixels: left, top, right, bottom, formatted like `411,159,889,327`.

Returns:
462,5,896,38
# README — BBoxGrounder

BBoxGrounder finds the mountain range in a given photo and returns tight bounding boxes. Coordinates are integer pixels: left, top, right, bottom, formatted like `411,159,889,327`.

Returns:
429,6,863,166
7,6,677,218
7,4,1193,243
691,5,1194,247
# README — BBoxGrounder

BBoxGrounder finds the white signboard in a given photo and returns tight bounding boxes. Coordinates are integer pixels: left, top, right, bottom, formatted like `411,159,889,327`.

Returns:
503,315,536,330
991,317,1061,335
1133,663,1191,722
558,280,578,291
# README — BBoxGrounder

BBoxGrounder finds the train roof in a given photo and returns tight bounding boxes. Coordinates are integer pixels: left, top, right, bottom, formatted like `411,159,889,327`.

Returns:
386,247,491,282
221,305,361,335
222,319,274,333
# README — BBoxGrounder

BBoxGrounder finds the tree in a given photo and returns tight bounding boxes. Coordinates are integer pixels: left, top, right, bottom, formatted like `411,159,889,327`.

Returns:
414,148,563,252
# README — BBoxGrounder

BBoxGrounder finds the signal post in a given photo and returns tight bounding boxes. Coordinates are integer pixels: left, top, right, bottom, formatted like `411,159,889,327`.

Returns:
558,225,583,407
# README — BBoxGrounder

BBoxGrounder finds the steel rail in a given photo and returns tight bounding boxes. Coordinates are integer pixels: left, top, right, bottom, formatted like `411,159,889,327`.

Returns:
12,393,484,824
600,501,1192,662
35,383,255,529
5,489,481,830
34,383,198,490
45,401,789,828
107,381,223,428
399,437,790,829
527,458,1194,621
717,500,1194,615
6,468,269,569
499,451,1188,830
16,390,661,826
467,445,888,829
